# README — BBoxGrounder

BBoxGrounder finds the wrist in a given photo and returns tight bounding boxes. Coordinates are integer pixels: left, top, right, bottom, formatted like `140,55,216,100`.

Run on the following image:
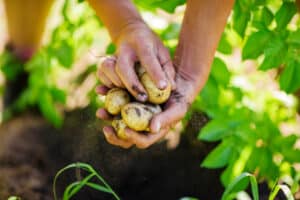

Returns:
174,72,201,104
112,18,147,44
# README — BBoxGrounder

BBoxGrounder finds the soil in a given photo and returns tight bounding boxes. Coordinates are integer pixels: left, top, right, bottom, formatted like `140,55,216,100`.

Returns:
0,108,286,200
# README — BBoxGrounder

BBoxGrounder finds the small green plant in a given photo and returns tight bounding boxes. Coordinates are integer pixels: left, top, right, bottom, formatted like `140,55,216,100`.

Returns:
53,162,120,200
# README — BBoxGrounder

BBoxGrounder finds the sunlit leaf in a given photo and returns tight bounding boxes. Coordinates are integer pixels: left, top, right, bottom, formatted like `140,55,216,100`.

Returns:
260,37,287,70
279,60,300,93
211,57,230,85
217,33,232,55
201,141,233,168
233,2,250,38
55,40,74,68
275,2,297,30
221,173,259,200
242,30,272,60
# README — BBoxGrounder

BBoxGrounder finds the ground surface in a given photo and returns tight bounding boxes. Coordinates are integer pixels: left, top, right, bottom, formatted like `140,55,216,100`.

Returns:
0,108,226,200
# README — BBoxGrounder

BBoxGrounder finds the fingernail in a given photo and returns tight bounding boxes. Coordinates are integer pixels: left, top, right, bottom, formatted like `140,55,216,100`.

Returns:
158,80,168,90
138,93,148,102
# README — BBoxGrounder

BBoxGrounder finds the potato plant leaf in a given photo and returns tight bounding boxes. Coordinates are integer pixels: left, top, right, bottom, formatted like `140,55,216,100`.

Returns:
259,37,287,70
275,2,297,30
279,60,300,93
233,2,250,38
217,33,233,55
201,141,232,168
242,30,272,60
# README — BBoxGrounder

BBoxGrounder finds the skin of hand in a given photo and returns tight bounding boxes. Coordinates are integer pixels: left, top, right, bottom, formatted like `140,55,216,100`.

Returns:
94,0,234,149
87,0,176,102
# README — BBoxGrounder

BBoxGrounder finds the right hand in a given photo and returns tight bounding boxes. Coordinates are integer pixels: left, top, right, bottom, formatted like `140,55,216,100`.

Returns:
97,21,176,102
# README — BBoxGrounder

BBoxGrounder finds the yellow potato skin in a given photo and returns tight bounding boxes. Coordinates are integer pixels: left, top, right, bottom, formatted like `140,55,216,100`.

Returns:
105,88,130,115
121,102,161,132
112,119,127,140
141,73,171,104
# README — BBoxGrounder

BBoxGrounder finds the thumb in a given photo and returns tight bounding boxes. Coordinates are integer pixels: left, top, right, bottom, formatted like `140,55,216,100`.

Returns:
150,102,188,133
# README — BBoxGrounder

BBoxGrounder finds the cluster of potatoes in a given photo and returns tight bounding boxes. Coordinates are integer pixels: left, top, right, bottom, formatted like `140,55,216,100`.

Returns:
104,64,171,139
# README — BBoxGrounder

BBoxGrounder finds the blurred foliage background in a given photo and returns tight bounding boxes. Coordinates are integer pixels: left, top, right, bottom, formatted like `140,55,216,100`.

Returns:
0,0,300,198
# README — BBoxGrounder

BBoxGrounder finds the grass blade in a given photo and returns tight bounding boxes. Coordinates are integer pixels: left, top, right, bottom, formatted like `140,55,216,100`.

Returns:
53,162,120,200
86,182,113,193
63,173,95,200
269,184,294,200
221,172,259,200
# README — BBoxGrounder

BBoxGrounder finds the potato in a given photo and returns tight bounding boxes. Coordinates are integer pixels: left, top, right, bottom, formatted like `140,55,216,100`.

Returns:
140,73,171,104
121,102,161,132
112,118,127,140
105,88,130,115
135,63,146,77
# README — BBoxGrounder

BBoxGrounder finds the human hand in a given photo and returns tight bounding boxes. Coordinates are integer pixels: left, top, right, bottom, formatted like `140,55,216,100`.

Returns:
95,83,170,149
97,21,176,102
96,61,198,149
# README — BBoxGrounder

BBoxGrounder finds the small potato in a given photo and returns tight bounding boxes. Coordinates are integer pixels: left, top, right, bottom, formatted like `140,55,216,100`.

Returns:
105,88,130,115
112,118,127,140
121,102,161,132
140,73,171,104
135,63,146,77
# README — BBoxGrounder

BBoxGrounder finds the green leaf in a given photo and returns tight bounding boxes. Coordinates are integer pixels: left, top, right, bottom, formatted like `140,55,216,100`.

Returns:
50,87,66,104
275,2,297,30
217,33,232,55
199,77,220,107
210,57,230,85
106,43,116,55
199,119,230,141
8,197,21,200
38,90,63,128
279,60,300,93
287,29,300,45
269,184,295,200
262,7,273,26
233,2,250,38
160,23,181,40
199,118,242,141
284,149,300,163
242,30,272,60
201,141,233,168
259,37,287,70
222,173,259,200
0,51,23,81
134,0,186,13
55,40,74,68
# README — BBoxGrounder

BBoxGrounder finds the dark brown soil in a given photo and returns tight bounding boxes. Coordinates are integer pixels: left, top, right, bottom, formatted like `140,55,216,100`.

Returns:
0,108,227,200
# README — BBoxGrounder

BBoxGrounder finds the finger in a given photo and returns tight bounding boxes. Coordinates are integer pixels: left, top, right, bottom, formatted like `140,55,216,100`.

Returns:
136,43,168,90
100,57,124,87
158,46,176,90
116,47,148,102
150,102,188,133
95,85,110,95
97,69,114,88
124,128,168,149
96,108,113,120
103,126,133,149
